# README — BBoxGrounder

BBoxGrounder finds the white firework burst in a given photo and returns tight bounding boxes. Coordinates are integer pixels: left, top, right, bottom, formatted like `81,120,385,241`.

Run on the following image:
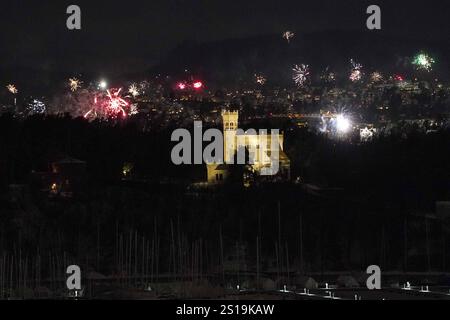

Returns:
370,71,383,83
28,99,46,114
129,104,139,115
255,74,267,85
7,84,18,94
128,84,140,97
293,64,310,87
69,78,83,92
283,31,295,43
349,59,363,82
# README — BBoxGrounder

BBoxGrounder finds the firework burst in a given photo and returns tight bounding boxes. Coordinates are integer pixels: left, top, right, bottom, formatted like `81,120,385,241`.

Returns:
7,84,18,94
412,52,435,72
193,81,203,89
283,31,295,43
255,74,267,85
27,99,46,115
84,88,129,119
349,59,363,82
69,78,83,92
106,88,128,116
129,104,139,115
370,72,383,83
128,83,140,97
6,84,18,106
177,82,187,90
293,64,310,87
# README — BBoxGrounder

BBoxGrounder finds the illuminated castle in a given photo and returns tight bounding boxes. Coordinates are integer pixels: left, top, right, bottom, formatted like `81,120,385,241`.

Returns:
207,110,291,185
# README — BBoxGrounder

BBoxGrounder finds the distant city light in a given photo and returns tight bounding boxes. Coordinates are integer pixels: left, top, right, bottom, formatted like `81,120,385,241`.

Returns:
321,68,336,83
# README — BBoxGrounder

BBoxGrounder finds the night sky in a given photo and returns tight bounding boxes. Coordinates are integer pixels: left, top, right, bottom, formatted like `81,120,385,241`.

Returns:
0,0,449,75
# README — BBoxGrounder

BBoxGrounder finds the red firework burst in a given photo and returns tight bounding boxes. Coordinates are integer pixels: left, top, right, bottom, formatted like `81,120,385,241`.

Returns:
84,88,129,119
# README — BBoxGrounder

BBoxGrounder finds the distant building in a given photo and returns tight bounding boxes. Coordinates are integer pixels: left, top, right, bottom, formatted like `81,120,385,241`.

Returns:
207,110,290,186
32,157,87,197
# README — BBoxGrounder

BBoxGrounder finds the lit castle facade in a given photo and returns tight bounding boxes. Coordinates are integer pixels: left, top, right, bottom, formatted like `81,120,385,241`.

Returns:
207,110,291,185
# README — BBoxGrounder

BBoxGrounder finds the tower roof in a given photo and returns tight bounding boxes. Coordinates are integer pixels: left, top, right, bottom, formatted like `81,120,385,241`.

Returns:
221,110,239,116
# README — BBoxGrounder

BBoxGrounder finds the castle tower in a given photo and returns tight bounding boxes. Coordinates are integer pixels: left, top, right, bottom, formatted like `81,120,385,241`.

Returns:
222,110,239,131
222,110,239,163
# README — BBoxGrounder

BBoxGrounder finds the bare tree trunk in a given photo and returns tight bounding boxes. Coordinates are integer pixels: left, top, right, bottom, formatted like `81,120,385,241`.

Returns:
236,241,240,289
219,225,225,284
256,237,260,290
425,217,431,271
442,225,446,271
275,243,279,286
299,214,304,274
169,220,173,277
278,202,282,275
404,216,408,272
285,242,290,286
